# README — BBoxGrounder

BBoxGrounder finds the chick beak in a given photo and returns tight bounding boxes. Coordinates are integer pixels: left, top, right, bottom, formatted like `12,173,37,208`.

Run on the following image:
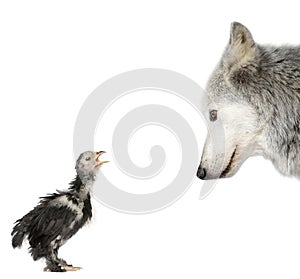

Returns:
95,151,109,167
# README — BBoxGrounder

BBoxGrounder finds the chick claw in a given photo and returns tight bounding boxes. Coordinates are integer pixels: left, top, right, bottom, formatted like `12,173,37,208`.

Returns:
63,265,82,271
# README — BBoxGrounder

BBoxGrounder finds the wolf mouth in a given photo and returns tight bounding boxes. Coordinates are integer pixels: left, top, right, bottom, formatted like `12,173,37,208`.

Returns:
220,147,237,178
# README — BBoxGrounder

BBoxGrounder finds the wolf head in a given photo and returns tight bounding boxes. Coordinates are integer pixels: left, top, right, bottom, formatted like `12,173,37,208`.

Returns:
198,22,300,180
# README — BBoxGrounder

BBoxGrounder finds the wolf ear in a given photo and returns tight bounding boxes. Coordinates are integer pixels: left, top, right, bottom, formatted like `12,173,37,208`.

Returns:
224,22,256,67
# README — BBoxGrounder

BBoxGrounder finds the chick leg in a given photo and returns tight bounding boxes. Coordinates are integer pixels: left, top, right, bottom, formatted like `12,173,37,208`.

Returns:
53,248,69,266
54,248,81,272
44,253,66,272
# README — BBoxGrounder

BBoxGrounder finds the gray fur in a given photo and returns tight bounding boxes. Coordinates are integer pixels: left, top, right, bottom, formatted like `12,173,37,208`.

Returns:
199,22,300,179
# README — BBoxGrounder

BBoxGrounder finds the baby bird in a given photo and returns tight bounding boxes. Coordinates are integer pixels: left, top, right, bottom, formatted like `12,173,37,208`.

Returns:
11,151,108,272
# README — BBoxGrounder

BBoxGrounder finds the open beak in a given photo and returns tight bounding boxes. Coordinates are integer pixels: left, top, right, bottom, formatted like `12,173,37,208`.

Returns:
95,151,109,167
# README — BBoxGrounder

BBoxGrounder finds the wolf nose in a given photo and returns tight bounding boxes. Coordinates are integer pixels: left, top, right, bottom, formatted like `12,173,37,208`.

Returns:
197,167,206,179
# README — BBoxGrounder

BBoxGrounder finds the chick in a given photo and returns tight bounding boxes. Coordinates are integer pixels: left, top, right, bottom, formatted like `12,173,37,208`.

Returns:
12,151,108,272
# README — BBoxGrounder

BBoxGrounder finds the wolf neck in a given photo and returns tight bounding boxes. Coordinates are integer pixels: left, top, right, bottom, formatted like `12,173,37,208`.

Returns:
69,174,95,200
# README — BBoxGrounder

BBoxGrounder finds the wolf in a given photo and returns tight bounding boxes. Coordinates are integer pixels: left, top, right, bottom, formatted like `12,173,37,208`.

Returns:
197,22,300,180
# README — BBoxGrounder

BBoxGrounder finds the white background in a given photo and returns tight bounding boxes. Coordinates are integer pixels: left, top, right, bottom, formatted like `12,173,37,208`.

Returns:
1,0,300,278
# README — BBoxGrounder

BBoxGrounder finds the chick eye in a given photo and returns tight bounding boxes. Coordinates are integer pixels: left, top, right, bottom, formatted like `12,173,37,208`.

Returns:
85,157,91,161
209,110,217,122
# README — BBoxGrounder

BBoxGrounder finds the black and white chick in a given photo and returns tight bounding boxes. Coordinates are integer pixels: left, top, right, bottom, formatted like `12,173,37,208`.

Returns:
11,151,108,272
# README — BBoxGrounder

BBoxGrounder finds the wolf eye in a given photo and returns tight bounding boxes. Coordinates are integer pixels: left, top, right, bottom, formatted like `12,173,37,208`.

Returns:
85,157,91,161
209,110,217,121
